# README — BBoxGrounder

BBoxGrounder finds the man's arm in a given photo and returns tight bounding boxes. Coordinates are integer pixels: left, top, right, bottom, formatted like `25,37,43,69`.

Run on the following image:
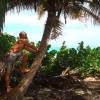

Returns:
24,45,38,53
17,38,38,53
24,41,38,52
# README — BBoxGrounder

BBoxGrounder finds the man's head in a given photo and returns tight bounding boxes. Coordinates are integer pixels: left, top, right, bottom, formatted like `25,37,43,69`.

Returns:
19,31,27,39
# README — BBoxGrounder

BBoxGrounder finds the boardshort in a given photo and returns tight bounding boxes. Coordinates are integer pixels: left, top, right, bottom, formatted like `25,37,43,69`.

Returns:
5,51,23,73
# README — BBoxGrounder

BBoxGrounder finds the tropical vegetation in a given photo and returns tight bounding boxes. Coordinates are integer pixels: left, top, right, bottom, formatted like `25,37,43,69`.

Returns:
0,0,100,99
0,33,16,60
40,41,100,77
1,34,100,78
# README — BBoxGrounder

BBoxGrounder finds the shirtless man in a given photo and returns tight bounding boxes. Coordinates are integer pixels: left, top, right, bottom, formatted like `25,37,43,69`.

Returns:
4,31,38,93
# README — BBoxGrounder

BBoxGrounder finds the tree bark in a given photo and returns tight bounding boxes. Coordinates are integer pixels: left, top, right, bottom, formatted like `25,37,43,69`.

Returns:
1,11,55,100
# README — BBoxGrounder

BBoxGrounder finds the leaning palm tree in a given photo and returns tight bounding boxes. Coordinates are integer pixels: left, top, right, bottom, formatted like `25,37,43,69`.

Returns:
0,0,100,100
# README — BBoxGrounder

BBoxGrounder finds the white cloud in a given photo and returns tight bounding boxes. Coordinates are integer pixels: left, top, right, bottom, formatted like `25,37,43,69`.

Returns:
5,14,47,25
50,27,100,48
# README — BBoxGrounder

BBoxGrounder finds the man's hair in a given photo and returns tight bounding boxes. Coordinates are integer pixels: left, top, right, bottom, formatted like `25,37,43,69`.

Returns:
19,31,27,39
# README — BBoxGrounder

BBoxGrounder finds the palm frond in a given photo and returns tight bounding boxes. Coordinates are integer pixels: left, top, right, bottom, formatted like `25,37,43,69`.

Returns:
62,0,85,23
50,16,63,39
80,5,100,24
0,0,100,32
68,6,83,19
89,0,100,16
0,0,8,32
37,4,45,19
0,0,39,32
62,0,100,24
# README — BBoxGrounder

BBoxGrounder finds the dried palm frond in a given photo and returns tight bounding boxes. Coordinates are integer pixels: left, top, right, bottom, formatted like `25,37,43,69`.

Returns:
37,4,45,19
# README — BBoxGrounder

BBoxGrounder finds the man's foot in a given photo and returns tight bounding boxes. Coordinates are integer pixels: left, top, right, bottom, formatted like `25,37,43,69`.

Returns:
20,67,30,73
7,86,12,93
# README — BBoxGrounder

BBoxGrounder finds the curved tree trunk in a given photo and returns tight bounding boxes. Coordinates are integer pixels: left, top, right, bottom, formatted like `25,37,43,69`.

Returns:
1,11,55,100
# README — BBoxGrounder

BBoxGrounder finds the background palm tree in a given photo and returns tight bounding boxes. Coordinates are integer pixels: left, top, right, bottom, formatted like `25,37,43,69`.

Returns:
0,0,100,99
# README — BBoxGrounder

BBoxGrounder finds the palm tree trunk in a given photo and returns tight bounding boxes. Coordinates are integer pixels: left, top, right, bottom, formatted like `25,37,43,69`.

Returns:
2,11,55,100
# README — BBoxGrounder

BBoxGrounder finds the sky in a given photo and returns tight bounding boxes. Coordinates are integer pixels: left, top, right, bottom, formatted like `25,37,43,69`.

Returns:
3,9,100,50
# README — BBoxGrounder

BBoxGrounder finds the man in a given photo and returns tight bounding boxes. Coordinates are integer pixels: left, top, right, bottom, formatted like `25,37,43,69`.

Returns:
4,31,38,93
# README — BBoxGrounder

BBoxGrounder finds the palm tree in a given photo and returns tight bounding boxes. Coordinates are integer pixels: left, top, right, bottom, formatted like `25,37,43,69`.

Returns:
0,0,100,99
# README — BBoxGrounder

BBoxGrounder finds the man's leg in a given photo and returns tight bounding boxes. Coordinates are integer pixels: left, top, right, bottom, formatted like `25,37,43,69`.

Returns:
20,54,30,73
4,52,22,93
4,70,11,93
3,62,13,93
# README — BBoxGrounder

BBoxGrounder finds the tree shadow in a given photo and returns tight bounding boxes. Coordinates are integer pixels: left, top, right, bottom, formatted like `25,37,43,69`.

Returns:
26,75,88,100
0,76,7,96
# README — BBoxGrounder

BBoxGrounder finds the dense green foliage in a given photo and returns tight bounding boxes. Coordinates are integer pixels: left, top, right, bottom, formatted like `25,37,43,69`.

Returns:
0,33,100,77
40,41,100,76
0,33,16,60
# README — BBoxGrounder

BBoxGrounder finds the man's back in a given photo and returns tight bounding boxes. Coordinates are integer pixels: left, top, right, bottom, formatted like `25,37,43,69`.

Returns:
9,38,28,53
